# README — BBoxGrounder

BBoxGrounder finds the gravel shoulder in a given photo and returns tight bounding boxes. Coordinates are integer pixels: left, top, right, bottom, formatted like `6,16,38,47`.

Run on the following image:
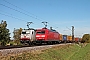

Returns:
0,43,71,58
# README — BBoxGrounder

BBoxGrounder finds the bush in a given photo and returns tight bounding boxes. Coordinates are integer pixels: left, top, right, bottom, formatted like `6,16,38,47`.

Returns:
82,34,90,43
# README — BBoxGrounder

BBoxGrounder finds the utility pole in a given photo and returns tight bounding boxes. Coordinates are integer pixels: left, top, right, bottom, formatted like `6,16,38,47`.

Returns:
42,21,48,28
27,22,33,29
72,26,74,42
65,26,74,42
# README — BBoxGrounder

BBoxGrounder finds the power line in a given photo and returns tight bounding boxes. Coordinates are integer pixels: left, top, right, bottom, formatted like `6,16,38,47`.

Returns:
2,0,44,21
3,0,38,18
0,3,42,21
0,10,41,27
0,9,28,21
0,0,53,28
0,10,42,27
0,12,27,22
66,26,72,31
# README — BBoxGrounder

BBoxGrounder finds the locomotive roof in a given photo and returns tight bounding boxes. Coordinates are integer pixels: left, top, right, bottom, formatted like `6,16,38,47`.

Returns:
36,28,58,32
23,28,35,30
36,28,49,30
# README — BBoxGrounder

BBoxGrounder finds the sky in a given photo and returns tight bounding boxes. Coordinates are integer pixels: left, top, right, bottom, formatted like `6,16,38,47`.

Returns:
0,0,90,38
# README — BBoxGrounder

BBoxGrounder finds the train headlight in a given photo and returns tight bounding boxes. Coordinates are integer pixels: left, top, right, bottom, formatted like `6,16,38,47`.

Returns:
41,35,45,37
36,35,40,37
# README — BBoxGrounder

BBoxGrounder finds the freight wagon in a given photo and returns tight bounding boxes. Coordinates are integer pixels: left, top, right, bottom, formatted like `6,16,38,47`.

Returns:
75,37,81,43
67,36,72,43
62,35,68,43
59,34,63,42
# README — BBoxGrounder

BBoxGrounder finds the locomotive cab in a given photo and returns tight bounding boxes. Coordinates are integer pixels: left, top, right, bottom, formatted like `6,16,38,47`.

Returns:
20,29,36,45
36,28,46,41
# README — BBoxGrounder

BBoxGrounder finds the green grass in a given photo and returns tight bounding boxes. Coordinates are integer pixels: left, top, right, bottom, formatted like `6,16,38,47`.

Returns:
69,43,90,60
38,44,80,60
1,43,90,60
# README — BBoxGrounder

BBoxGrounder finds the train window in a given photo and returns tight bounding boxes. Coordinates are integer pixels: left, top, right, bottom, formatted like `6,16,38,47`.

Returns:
50,30,56,32
37,31,45,34
32,32,33,34
26,31,30,33
22,32,26,34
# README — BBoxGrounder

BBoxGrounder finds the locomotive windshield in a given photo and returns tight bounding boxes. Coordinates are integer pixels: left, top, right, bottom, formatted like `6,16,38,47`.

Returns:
37,31,45,34
22,32,26,34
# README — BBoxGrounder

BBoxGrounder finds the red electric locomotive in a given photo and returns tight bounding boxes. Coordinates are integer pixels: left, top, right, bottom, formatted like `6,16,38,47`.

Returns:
35,27,60,44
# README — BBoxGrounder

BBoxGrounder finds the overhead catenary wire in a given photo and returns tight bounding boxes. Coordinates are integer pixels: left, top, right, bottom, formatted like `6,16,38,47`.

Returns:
0,10,28,22
0,3,42,21
0,10,26,20
0,12,27,22
2,0,38,18
0,10,41,27
66,26,72,31
0,0,57,29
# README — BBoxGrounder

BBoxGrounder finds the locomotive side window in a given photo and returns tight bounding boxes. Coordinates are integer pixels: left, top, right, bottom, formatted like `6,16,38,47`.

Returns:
32,32,33,34
37,31,45,34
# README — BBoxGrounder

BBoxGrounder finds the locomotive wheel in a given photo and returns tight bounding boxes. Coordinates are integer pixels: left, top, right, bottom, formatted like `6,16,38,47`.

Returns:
28,41,32,46
47,41,52,45
58,41,61,44
64,41,67,44
35,41,42,45
29,43,31,46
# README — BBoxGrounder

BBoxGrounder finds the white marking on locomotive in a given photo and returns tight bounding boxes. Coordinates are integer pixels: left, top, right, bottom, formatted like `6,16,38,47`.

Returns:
36,35,45,37
21,29,36,41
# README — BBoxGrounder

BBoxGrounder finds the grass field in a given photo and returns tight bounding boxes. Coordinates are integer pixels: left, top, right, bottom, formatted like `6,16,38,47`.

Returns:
1,43,90,60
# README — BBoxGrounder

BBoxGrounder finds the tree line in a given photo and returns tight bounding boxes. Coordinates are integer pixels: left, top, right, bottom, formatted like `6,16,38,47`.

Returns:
0,20,90,46
0,20,22,46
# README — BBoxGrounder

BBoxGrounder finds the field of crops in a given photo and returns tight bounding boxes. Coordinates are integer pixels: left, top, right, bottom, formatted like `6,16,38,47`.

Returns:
1,43,90,60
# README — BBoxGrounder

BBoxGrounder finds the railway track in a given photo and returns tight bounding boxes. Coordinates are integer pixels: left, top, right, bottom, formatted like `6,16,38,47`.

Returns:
0,45,31,50
0,43,49,50
0,43,72,57
0,43,62,50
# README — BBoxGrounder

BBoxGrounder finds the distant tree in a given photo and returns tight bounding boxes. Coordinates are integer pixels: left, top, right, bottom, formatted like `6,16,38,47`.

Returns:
0,20,10,46
13,28,22,45
82,34,90,43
